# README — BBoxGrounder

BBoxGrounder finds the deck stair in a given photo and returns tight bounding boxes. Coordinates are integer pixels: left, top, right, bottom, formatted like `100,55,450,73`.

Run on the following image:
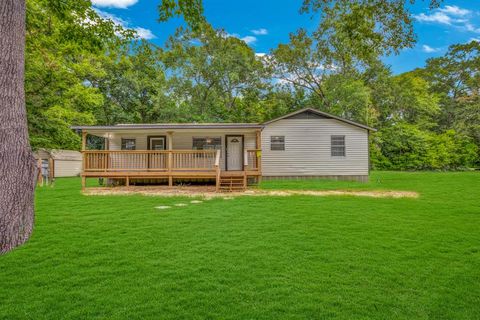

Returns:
218,171,246,192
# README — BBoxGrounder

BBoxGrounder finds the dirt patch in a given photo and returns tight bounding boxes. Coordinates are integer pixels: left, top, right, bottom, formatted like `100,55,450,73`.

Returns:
84,186,418,199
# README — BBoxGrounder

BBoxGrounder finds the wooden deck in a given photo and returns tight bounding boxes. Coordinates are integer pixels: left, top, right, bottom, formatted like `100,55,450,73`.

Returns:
80,149,261,191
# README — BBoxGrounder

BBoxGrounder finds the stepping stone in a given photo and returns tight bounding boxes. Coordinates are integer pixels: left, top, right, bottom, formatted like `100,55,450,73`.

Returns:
174,203,187,207
190,200,203,204
155,206,171,210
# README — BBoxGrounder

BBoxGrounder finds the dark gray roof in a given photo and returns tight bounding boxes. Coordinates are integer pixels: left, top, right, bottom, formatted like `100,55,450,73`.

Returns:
71,108,376,132
71,123,263,130
262,108,377,131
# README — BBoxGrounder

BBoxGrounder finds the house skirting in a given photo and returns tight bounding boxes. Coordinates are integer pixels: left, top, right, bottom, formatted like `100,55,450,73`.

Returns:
261,175,369,183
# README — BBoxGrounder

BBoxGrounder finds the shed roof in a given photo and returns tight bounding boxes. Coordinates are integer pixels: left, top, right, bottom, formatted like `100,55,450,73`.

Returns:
34,149,82,161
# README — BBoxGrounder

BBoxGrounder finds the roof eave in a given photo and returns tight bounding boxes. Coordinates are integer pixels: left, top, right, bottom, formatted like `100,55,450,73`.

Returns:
71,124,264,131
262,107,377,132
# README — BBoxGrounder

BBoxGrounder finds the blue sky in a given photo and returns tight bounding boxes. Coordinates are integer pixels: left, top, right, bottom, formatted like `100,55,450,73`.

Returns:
92,0,480,74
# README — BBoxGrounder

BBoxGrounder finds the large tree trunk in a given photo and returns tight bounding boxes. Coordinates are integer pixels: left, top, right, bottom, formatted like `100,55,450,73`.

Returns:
0,0,37,254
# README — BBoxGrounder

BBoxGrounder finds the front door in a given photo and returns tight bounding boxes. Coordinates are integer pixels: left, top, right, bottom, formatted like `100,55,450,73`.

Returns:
226,135,243,171
148,136,166,150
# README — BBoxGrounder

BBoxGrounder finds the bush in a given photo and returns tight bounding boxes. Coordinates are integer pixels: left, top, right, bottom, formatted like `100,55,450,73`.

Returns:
371,123,478,170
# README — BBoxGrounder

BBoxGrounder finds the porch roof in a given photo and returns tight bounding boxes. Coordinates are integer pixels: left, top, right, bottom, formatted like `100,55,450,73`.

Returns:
72,123,263,131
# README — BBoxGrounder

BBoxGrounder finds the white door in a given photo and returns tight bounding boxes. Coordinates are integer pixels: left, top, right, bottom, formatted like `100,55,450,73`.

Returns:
226,136,243,170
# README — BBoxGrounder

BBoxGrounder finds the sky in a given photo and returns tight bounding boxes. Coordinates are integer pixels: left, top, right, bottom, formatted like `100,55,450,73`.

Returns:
92,0,480,74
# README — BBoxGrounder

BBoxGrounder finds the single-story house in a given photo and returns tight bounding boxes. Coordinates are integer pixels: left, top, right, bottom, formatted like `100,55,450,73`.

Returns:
72,108,376,191
34,149,83,179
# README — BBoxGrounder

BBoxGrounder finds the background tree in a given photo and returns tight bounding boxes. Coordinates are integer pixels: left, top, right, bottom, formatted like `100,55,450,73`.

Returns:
164,24,269,122
422,41,480,144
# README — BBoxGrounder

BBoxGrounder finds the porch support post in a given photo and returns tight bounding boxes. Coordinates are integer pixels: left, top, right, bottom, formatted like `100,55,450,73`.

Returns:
81,130,87,151
81,130,87,190
255,129,261,150
167,131,173,187
255,129,262,183
167,131,173,150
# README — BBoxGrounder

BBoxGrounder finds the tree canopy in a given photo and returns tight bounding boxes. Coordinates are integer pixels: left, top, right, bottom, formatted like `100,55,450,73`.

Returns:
23,0,479,170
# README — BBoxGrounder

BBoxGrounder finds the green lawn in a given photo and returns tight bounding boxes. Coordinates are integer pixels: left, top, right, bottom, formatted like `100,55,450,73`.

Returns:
1,172,479,319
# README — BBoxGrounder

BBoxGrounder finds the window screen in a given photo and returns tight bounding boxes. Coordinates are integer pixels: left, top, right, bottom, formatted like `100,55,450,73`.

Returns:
121,138,136,150
331,135,345,156
192,137,221,150
271,136,285,151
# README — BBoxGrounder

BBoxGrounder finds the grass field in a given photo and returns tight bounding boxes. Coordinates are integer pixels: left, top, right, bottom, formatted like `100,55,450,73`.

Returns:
0,171,479,319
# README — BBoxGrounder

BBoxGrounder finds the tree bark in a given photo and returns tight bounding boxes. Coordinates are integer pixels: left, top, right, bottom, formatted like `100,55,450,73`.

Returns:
0,0,37,254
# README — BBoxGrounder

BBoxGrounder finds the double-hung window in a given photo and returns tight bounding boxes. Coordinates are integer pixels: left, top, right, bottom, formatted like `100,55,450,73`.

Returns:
192,137,222,151
270,136,285,151
121,138,136,150
331,135,346,157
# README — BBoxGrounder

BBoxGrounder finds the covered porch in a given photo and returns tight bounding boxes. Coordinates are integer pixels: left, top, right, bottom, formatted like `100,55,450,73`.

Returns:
76,124,263,191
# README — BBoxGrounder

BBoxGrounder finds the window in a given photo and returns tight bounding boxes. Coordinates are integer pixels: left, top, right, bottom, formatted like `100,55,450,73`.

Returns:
192,137,221,150
271,136,285,151
121,138,136,150
331,135,345,156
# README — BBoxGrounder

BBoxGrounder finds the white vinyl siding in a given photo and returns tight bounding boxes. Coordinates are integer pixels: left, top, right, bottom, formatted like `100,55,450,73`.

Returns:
107,130,256,171
54,160,82,177
261,119,369,176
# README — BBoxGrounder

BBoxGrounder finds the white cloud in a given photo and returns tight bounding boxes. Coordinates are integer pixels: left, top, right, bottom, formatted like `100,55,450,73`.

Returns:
240,35,257,44
421,45,441,53
95,9,156,39
415,12,454,25
465,23,480,33
414,5,480,34
251,28,268,35
469,38,480,43
92,0,138,9
255,52,266,57
438,5,471,17
220,30,258,45
134,27,156,40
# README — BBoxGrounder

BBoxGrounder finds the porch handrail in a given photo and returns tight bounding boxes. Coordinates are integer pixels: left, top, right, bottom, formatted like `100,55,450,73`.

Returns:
82,150,215,154
82,150,217,172
245,149,261,172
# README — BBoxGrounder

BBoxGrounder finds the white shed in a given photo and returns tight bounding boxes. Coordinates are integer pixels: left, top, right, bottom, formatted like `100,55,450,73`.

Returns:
33,149,83,178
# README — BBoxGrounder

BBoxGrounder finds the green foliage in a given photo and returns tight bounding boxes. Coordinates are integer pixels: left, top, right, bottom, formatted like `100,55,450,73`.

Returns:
323,74,375,124
158,0,205,30
25,0,132,150
301,0,441,59
372,124,478,170
422,41,480,144
164,24,270,122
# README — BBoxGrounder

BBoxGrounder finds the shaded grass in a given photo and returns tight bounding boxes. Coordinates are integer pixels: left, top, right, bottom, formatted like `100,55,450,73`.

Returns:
0,172,479,319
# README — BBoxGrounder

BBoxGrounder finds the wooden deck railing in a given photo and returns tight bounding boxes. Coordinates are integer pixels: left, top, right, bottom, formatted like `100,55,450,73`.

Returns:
245,149,261,171
83,150,217,172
